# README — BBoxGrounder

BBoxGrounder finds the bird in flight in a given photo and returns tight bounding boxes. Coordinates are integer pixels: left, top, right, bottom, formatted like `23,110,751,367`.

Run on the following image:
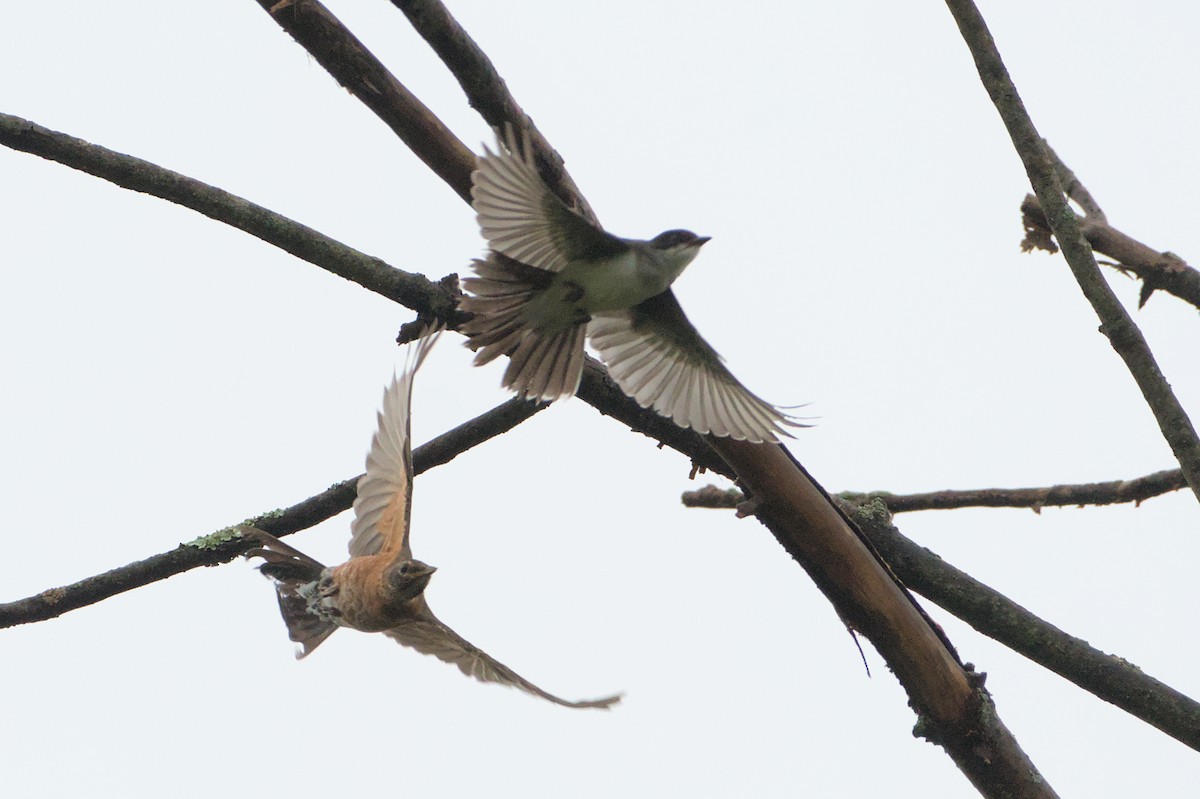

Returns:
246,325,620,709
459,125,800,443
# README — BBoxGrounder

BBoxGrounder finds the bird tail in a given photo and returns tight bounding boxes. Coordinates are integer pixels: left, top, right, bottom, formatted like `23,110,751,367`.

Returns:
459,253,587,403
242,528,338,659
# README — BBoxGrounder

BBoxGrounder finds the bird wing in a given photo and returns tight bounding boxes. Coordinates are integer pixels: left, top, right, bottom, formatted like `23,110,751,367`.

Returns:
348,325,443,559
384,598,621,710
471,124,626,271
588,290,803,443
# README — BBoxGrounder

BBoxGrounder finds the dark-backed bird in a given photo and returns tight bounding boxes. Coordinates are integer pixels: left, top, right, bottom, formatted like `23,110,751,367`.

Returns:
245,325,620,709
459,125,800,443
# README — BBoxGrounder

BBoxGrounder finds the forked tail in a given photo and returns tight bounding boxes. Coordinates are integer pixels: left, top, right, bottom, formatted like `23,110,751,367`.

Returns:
459,253,586,403
242,528,337,659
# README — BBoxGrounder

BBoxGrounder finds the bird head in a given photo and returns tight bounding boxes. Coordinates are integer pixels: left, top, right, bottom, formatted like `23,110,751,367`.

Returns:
385,558,437,602
649,229,711,252
647,229,710,272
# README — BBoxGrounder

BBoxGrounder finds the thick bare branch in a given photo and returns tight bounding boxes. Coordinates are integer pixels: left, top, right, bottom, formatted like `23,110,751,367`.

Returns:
684,491,1200,753
944,0,1200,508
684,468,1188,513
708,442,1061,797
0,396,545,629
259,0,476,202
387,0,599,223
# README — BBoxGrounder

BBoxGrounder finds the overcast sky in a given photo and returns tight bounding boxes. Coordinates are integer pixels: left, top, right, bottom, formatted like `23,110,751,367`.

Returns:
2,2,1197,796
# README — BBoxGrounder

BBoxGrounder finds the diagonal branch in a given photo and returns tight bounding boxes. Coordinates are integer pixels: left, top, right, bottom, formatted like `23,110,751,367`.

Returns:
683,468,1189,513
0,395,545,629
850,501,1200,752
681,495,1200,752
265,0,597,224
703,442,1062,799
262,0,476,202
0,112,460,322
945,0,1200,506
387,0,600,223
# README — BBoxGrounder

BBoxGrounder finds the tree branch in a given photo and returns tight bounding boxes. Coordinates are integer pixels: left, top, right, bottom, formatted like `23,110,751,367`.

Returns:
680,494,1200,753
707,442,1059,797
0,112,461,322
850,500,1200,752
1043,140,1106,222
944,0,1200,507
683,468,1188,513
387,0,600,223
0,395,545,629
262,0,476,203
1022,194,1200,311
1021,141,1200,311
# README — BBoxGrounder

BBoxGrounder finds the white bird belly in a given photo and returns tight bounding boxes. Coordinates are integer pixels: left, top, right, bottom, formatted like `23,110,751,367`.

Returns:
566,251,672,312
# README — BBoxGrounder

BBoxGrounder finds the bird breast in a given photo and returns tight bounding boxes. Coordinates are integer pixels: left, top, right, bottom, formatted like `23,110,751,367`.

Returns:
560,248,676,312
325,556,423,633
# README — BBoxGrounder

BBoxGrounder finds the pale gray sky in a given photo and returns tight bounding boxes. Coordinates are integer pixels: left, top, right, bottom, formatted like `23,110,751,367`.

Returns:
2,2,1197,796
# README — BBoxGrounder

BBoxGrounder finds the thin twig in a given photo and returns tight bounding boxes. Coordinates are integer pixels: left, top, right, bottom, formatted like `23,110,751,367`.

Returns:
849,500,1200,753
945,0,1200,507
683,468,1188,513
0,396,545,629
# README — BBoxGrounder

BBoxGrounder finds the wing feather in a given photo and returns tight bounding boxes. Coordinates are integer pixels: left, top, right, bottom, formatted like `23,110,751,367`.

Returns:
384,599,621,710
471,124,624,271
348,326,443,558
588,291,804,443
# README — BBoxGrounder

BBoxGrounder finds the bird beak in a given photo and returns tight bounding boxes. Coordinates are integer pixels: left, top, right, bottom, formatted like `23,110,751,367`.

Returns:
693,236,711,246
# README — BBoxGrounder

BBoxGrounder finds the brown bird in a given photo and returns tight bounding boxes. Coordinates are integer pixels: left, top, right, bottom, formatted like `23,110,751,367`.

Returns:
245,325,620,709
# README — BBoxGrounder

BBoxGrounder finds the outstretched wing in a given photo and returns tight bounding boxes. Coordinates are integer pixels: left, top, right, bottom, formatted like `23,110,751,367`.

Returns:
384,598,621,710
471,124,625,271
588,290,803,443
348,325,443,559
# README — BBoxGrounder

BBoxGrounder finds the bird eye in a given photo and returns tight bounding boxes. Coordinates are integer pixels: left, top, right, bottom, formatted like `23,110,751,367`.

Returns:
399,563,411,574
